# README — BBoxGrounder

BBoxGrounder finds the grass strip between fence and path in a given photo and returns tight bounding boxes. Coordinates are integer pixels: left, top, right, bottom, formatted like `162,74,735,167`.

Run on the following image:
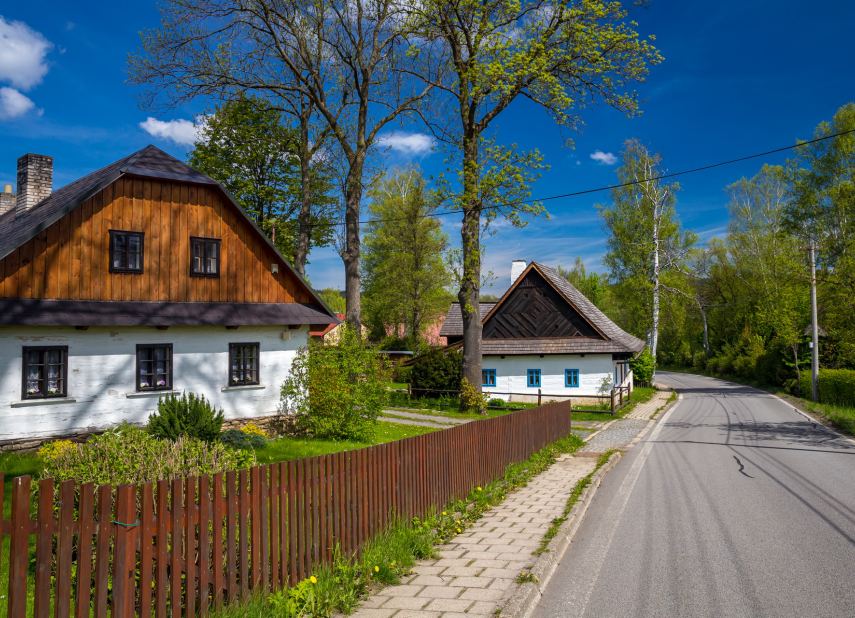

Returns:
534,450,617,557
203,432,586,618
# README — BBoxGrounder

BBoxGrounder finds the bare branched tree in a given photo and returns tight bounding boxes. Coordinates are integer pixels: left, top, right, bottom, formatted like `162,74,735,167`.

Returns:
129,0,446,325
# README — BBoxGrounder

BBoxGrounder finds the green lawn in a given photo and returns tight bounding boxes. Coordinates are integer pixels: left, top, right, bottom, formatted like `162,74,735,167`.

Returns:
0,451,42,618
254,422,436,465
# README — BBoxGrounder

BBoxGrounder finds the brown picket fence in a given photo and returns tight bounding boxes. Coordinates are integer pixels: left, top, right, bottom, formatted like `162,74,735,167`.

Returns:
0,402,572,618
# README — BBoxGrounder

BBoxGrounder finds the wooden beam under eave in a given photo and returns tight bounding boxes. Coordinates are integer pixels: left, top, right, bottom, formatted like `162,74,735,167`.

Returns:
226,325,239,330
156,325,169,330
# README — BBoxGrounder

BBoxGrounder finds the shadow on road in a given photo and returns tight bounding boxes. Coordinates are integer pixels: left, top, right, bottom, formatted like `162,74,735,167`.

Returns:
660,419,855,454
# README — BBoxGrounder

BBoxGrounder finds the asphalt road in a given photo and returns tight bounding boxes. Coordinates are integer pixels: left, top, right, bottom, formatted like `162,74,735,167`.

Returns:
532,371,855,618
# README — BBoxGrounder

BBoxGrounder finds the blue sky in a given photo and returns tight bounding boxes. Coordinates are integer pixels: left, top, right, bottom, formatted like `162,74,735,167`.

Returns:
1,0,853,294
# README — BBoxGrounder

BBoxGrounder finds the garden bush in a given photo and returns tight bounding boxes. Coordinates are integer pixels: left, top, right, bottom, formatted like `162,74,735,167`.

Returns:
798,369,855,407
393,361,413,384
488,398,505,407
280,322,389,441
219,429,267,450
42,424,255,488
410,348,462,397
240,422,268,438
631,348,655,384
147,391,225,442
37,439,76,461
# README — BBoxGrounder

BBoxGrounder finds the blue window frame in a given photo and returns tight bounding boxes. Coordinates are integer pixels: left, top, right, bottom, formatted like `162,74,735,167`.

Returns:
527,369,541,388
482,369,496,387
565,369,579,388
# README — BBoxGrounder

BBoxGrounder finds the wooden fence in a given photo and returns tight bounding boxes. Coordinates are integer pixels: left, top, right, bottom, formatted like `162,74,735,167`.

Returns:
0,402,573,618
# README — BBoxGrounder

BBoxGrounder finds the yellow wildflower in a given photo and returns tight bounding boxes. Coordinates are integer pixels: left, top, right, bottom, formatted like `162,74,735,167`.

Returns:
310,576,317,584
477,487,482,491
374,566,379,572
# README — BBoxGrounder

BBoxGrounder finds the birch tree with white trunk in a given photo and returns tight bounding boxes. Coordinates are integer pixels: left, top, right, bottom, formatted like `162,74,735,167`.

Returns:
598,139,696,362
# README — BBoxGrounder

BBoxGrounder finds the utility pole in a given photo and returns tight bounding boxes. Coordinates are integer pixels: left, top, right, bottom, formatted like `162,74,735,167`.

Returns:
809,243,819,402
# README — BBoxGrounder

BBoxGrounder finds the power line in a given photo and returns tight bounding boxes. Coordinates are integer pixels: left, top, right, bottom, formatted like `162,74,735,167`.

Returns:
313,127,855,228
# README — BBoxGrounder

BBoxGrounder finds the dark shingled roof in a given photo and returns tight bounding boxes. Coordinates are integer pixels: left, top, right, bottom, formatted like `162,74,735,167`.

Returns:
439,303,496,338
0,299,337,327
436,262,645,355
0,145,338,324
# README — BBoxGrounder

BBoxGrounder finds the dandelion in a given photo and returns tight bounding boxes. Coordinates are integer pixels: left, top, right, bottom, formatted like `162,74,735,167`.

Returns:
442,511,447,515
536,578,540,582
457,528,461,533
477,487,482,491
374,566,379,572
310,576,317,584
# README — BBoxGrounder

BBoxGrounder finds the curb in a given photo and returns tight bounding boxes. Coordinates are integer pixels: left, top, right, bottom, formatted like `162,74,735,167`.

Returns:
501,450,623,618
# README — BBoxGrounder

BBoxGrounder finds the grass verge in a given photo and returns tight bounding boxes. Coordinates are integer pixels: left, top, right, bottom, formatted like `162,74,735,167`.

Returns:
206,432,586,618
534,450,617,556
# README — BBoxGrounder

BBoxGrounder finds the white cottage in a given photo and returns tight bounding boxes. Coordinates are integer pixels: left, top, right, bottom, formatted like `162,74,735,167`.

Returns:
439,261,645,403
0,147,338,448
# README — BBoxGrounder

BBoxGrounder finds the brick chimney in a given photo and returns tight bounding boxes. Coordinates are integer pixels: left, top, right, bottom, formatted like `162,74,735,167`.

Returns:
16,154,53,218
0,184,14,216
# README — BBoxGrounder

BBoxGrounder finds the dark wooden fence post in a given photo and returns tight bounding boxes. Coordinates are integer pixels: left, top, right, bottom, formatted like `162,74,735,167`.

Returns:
538,389,542,406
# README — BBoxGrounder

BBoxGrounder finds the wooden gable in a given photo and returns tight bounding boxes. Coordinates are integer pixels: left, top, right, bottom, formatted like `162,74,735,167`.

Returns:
482,268,605,340
0,176,314,304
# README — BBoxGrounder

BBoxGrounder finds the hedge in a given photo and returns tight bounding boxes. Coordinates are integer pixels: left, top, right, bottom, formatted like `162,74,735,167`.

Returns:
799,369,855,407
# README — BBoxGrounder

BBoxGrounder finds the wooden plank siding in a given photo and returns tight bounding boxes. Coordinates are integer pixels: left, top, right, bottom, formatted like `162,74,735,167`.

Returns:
0,177,311,304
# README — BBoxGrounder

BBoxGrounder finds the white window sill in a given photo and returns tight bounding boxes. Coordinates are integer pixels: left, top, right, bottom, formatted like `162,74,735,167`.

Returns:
221,384,266,392
11,397,77,407
126,390,182,399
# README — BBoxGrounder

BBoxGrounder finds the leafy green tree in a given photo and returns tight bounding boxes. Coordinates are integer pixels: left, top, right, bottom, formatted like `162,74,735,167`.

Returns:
317,288,346,314
362,168,453,349
280,323,388,440
598,139,697,362
413,0,662,394
187,98,335,266
557,257,612,312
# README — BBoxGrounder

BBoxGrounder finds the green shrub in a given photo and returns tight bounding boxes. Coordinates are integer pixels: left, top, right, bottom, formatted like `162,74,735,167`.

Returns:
798,369,855,407
147,391,225,442
632,348,655,383
460,377,488,414
280,322,389,441
411,348,462,397
42,424,255,487
219,429,267,450
393,362,413,384
488,398,505,407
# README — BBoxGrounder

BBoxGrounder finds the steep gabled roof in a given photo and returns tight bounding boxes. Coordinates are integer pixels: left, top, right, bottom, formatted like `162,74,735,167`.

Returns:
528,262,644,353
0,145,336,320
439,303,496,338
436,261,645,355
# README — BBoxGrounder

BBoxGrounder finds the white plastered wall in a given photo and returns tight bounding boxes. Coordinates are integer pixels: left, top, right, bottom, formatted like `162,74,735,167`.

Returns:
0,325,308,441
482,354,621,402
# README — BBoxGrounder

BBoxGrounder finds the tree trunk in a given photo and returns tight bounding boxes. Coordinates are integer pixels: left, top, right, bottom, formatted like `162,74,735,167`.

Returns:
700,304,710,360
342,157,364,330
293,118,313,278
459,135,482,406
651,231,660,363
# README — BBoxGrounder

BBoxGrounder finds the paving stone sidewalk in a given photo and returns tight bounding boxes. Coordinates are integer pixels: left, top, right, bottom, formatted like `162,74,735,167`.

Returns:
575,389,673,453
349,454,597,618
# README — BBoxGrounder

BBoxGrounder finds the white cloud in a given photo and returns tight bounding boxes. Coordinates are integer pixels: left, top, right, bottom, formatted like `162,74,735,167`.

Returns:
589,150,618,165
139,117,206,146
376,132,435,156
0,17,53,91
0,87,39,119
65,21,75,31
